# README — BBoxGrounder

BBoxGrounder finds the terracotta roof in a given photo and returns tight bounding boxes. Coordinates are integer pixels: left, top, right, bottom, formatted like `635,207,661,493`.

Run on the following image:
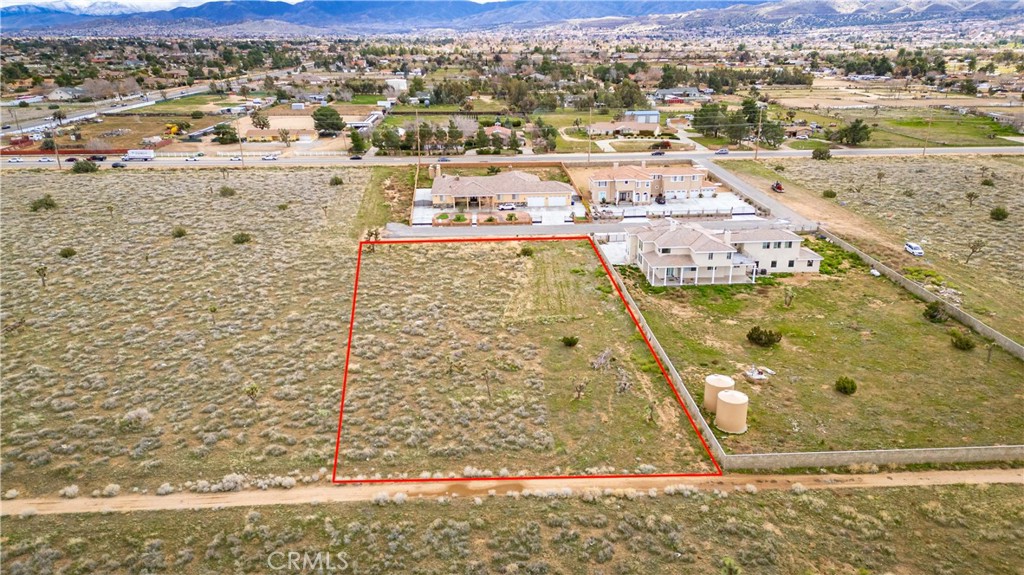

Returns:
729,228,802,243
431,170,574,199
590,165,706,182
636,222,734,253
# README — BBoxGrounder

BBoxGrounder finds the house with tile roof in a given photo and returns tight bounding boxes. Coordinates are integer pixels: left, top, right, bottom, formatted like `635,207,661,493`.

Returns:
589,162,719,205
430,168,575,209
627,219,822,286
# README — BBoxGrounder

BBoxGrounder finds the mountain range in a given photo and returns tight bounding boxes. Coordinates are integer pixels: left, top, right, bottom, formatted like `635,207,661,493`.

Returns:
2,0,1022,34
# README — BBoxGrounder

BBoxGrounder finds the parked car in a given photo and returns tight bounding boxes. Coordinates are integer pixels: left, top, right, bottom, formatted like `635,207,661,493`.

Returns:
261,155,278,161
185,157,200,162
87,155,107,161
349,155,362,160
651,150,666,156
38,157,54,162
8,157,23,163
654,195,667,205
229,156,242,162
111,162,127,168
795,135,809,140
438,157,451,162
497,203,516,211
65,157,78,163
715,148,729,155
1,124,11,129
904,242,925,257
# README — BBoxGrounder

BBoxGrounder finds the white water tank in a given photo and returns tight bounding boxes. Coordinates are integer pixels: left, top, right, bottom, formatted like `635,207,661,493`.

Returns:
703,374,735,413
715,390,749,434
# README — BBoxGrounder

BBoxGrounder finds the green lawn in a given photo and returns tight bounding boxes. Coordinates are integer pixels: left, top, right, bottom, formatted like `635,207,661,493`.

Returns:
621,250,1024,454
145,94,228,113
349,94,384,105
786,139,831,151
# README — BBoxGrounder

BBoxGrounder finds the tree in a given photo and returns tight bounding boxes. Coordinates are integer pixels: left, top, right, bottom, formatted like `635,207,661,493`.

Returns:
278,129,291,147
312,106,345,133
833,119,871,145
474,127,489,149
965,190,980,206
964,239,986,264
692,103,727,137
740,98,760,124
71,160,99,173
959,79,977,95
250,111,270,130
725,110,749,144
51,108,66,125
349,128,367,154
617,79,647,109
812,147,831,160
212,124,239,144
244,384,261,401
35,265,47,287
760,120,785,148
875,170,885,188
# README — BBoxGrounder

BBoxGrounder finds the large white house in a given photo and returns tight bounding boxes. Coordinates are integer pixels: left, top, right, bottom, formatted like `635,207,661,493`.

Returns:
627,219,822,286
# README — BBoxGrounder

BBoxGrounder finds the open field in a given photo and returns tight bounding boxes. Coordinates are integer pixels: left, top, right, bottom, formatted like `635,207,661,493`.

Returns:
0,167,372,497
144,94,241,114
353,166,418,232
720,155,1024,341
609,140,690,153
53,114,225,150
3,484,1021,574
619,244,1024,454
337,240,713,480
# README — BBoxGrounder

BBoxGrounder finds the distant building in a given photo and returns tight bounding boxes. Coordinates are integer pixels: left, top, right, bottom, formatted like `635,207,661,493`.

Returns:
624,110,660,124
588,162,717,205
587,121,661,137
430,168,575,209
385,78,408,93
46,87,85,101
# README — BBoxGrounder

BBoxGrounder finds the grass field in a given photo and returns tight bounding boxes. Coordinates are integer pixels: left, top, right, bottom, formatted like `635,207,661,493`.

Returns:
144,94,239,114
4,484,1021,574
0,168,371,496
337,240,712,480
619,242,1024,453
721,155,1024,341
352,166,418,233
349,94,383,105
785,139,830,151
53,114,224,149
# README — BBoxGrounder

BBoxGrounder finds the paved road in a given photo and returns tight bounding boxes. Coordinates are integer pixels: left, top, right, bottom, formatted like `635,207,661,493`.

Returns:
4,145,1021,171
1,467,1019,517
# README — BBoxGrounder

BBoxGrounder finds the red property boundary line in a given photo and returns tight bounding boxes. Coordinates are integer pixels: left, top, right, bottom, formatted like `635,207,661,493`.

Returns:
332,235,722,484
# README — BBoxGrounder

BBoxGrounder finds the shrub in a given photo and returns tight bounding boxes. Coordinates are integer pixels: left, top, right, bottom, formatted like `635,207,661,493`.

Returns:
101,484,121,497
822,189,837,199
484,216,496,223
453,213,467,222
506,213,518,222
923,301,947,323
811,147,831,160
990,206,1008,221
218,186,236,197
276,203,289,211
437,213,449,220
171,226,187,238
560,336,579,347
746,326,782,347
949,329,976,351
70,160,99,173
232,232,253,245
773,165,785,171
58,247,76,258
834,376,857,395
329,175,344,186
59,485,80,499
518,246,535,257
980,178,994,187
190,110,204,119
30,194,58,212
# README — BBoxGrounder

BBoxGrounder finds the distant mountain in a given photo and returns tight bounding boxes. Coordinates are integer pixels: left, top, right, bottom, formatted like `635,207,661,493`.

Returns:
1,0,1021,34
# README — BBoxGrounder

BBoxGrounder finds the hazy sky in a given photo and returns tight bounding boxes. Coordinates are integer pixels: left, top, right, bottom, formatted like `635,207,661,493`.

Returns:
3,0,510,9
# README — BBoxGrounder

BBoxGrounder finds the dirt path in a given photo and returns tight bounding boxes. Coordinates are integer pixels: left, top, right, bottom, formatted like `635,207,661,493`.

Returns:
3,468,1019,517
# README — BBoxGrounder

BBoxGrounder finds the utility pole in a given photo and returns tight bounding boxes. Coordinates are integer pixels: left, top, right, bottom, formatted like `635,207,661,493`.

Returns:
415,107,420,167
236,116,245,167
753,105,763,161
53,134,62,170
587,102,592,166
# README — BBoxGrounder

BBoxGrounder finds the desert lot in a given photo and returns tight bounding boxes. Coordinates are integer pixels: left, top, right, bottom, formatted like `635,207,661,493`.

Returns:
0,167,370,496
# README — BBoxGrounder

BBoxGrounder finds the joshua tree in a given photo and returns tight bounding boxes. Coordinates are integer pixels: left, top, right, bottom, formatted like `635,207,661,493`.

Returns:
278,128,291,147
35,265,47,287
244,383,261,401
209,305,218,325
573,379,588,401
965,190,980,206
964,239,986,264
875,170,885,188
106,205,114,218
783,286,795,307
647,403,656,423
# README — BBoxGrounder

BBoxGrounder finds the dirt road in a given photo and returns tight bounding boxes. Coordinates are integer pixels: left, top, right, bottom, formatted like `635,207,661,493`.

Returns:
2,468,1019,517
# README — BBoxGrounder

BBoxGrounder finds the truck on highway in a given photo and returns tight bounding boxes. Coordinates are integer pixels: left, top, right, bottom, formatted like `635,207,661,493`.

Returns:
121,149,155,161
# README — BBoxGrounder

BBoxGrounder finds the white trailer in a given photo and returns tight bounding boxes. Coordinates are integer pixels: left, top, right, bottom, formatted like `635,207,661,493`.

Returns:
121,149,155,161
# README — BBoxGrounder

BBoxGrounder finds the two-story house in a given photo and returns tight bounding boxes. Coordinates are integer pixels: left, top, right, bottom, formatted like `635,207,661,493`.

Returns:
627,220,822,286
430,168,575,209
589,162,719,205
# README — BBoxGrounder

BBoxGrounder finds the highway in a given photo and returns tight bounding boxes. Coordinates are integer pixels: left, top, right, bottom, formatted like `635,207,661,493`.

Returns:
3,145,1021,170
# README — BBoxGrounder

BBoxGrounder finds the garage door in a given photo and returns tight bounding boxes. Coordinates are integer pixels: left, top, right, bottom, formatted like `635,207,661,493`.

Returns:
547,196,567,207
527,196,546,207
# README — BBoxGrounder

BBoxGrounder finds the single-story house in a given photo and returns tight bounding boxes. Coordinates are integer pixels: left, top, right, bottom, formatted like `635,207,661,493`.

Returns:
484,125,525,146
587,121,661,137
589,162,718,205
624,110,660,124
431,168,575,209
785,126,813,138
652,86,710,103
627,219,822,286
46,87,85,101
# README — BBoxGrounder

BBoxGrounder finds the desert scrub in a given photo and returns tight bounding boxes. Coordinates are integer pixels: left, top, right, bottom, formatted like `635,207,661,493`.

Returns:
171,225,187,238
218,185,237,198
989,206,1008,221
922,301,948,323
329,175,345,186
746,326,782,347
232,232,252,244
560,335,579,347
58,247,76,258
822,189,837,199
949,329,976,351
0,167,370,495
70,160,99,173
834,376,857,395
29,193,57,212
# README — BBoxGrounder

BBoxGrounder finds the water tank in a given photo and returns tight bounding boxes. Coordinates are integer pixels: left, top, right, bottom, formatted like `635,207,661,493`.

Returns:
703,374,735,413
715,390,749,434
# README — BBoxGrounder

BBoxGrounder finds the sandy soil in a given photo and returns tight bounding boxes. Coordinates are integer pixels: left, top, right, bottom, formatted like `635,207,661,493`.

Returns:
2,468,1019,517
